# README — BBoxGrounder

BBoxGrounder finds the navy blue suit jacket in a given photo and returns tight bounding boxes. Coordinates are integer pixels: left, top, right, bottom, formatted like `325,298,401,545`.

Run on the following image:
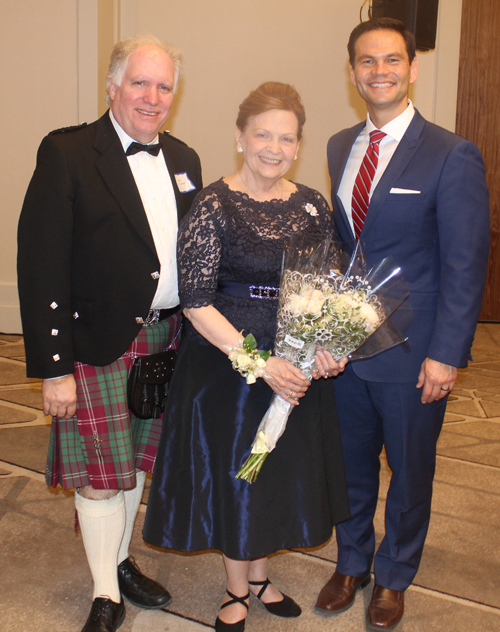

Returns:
328,110,490,382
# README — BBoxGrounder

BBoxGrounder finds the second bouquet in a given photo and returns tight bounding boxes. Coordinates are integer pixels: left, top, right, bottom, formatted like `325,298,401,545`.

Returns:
236,234,409,483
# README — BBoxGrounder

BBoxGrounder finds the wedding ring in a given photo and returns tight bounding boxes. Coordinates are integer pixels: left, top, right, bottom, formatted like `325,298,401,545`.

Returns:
441,386,450,392
289,390,293,398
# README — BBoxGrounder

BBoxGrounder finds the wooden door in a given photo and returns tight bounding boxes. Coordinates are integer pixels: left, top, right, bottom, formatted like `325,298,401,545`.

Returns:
456,0,500,321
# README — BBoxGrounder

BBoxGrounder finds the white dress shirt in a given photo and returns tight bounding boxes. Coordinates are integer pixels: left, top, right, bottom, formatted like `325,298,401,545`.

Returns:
110,110,179,309
338,101,416,234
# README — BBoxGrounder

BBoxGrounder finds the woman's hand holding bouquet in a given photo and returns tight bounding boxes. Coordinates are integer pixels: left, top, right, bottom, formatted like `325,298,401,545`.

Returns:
262,356,310,406
236,234,410,483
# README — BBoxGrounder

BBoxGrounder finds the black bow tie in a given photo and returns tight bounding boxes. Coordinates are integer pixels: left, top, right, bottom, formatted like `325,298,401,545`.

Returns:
126,141,161,157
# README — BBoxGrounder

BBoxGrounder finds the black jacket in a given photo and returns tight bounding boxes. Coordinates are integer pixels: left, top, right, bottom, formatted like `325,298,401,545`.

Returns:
18,111,202,378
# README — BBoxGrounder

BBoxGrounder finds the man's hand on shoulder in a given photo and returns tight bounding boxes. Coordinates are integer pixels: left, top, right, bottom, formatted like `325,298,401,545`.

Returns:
42,374,77,419
417,358,458,404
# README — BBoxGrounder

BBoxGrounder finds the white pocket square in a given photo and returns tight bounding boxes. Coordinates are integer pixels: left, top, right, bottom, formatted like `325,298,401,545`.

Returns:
390,187,421,194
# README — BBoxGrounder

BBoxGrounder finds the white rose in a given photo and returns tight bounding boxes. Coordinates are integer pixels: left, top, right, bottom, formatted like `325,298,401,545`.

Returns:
287,294,308,315
336,294,357,308
255,357,267,368
358,303,380,326
246,373,257,384
306,297,324,314
237,354,252,368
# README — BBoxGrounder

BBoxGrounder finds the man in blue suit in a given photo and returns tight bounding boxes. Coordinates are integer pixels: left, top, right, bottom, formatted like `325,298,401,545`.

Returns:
315,18,489,630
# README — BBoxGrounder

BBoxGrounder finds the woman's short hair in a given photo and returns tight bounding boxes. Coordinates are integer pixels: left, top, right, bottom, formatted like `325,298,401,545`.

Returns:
347,18,416,65
236,82,306,141
106,35,183,105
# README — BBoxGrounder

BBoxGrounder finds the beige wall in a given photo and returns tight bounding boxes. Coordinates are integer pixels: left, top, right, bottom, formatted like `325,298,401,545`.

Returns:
1,0,462,333
120,0,462,194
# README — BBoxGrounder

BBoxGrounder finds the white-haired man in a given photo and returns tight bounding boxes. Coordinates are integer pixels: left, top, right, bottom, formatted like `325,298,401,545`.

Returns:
18,35,202,632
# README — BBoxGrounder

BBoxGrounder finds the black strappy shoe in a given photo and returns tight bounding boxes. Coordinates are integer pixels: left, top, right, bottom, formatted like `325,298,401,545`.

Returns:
215,590,250,632
249,578,301,618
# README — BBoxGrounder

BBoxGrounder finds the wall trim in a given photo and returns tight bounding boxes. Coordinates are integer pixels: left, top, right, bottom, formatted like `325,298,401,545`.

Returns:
118,0,138,39
0,282,22,334
77,0,99,123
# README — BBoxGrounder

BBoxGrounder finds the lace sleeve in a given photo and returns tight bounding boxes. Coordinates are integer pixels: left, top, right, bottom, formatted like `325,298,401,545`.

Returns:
177,188,226,309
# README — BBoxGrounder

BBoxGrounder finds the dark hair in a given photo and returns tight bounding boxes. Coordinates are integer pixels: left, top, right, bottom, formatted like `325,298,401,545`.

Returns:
347,18,416,65
236,82,306,141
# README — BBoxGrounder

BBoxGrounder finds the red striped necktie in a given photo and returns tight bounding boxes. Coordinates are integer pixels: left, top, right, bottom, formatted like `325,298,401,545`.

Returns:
351,130,386,239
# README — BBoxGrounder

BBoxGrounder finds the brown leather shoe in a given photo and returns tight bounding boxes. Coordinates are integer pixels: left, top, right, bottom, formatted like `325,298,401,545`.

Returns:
314,571,371,615
367,584,404,630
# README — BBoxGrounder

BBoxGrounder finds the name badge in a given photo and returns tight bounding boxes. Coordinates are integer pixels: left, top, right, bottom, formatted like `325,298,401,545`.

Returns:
284,334,304,349
174,172,196,193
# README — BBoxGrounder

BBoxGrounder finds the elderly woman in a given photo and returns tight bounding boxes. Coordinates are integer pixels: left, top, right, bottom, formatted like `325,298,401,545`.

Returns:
143,82,350,631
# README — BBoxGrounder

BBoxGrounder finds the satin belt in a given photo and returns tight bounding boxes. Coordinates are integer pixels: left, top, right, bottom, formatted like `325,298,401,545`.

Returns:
218,281,280,300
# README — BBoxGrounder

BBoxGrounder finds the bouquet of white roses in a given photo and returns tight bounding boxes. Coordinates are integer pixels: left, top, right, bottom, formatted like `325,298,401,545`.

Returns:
236,235,409,483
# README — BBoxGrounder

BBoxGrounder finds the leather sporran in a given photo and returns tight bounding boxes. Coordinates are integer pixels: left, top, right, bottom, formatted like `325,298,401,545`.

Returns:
127,350,177,419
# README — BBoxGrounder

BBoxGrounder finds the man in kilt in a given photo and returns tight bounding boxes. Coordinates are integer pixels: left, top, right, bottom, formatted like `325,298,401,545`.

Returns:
17,35,202,632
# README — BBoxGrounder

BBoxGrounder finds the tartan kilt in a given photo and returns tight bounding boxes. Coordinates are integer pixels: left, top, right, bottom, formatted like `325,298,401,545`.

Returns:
46,313,181,490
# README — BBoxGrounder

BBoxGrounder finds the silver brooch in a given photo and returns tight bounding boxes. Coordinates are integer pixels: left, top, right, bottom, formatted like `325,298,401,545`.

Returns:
304,203,318,217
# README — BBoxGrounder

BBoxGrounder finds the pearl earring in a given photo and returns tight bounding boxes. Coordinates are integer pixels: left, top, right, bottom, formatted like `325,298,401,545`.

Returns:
294,154,298,161
237,146,243,153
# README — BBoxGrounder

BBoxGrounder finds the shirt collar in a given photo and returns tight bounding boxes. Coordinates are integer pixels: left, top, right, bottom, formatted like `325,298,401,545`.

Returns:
108,109,159,152
365,99,415,142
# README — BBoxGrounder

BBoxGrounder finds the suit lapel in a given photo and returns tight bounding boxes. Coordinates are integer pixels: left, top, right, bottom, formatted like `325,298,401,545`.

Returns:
362,110,426,236
93,113,157,256
330,122,365,242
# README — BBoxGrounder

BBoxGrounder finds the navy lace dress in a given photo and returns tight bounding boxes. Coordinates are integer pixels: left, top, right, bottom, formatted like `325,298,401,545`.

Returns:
143,179,350,559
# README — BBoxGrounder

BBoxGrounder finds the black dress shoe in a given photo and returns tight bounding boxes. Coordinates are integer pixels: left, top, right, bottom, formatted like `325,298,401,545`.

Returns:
117,556,172,609
249,578,301,618
81,597,125,632
215,590,249,632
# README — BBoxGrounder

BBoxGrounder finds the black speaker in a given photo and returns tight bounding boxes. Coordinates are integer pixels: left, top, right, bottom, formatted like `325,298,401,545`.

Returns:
371,0,440,51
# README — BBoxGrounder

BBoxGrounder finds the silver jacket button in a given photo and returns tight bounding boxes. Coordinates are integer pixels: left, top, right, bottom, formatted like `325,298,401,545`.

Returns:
50,302,58,309
151,271,160,279
135,317,144,324
53,354,60,361
51,329,59,336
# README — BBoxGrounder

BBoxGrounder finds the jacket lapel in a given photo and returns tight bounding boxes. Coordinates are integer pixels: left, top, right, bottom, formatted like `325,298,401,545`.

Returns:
159,134,190,222
93,113,157,256
330,122,365,242
361,110,426,236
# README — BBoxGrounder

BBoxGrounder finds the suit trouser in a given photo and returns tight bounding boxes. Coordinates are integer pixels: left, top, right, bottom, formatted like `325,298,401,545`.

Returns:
333,363,447,591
